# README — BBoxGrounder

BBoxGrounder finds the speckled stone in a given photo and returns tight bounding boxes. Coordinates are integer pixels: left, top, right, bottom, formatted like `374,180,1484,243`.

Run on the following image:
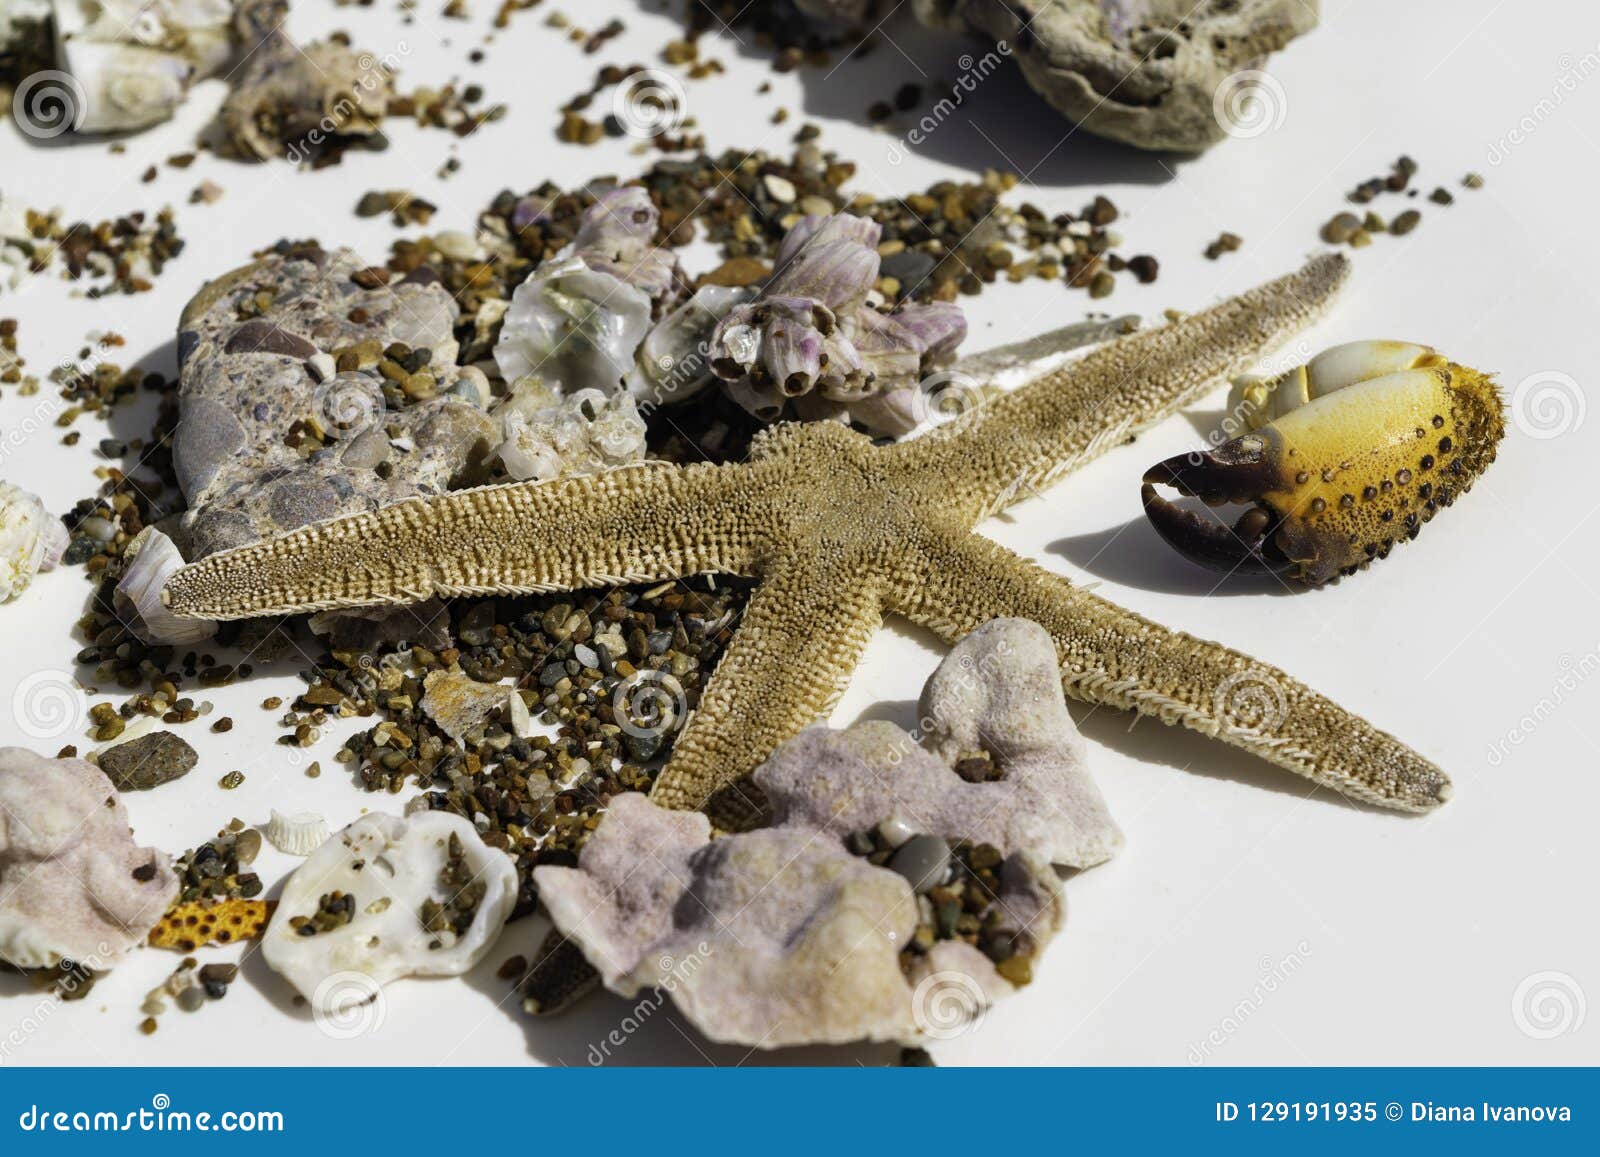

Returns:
172,247,497,558
97,732,198,791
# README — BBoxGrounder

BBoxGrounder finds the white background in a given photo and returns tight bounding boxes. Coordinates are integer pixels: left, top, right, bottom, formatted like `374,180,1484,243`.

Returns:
1,0,1597,1066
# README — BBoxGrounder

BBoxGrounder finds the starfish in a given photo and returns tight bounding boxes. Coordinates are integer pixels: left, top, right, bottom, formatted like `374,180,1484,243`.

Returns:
163,253,1451,814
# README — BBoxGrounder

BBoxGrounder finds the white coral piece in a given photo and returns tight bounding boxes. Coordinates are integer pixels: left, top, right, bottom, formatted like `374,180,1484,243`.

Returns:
489,379,646,481
263,809,330,857
114,526,218,643
0,481,66,604
261,811,517,1006
0,746,179,969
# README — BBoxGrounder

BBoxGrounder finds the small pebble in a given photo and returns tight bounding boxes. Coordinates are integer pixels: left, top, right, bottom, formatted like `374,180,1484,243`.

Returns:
98,732,197,791
888,834,951,894
1390,209,1422,236
877,816,915,848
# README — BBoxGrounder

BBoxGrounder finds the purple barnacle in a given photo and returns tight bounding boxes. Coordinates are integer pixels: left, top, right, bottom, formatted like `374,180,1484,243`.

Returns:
708,211,967,428
895,301,969,366
566,187,680,304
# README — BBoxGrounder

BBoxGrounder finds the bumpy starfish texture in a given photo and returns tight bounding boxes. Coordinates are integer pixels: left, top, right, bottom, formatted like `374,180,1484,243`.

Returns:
163,253,1452,814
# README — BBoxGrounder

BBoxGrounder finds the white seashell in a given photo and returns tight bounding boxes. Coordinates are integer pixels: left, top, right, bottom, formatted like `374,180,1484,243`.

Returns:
263,810,330,857
489,378,646,482
0,482,66,604
261,811,518,1006
50,0,238,133
493,256,653,391
113,527,217,644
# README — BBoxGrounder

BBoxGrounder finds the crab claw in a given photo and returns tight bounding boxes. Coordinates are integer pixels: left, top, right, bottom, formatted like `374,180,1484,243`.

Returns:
1143,341,1505,586
1140,480,1286,577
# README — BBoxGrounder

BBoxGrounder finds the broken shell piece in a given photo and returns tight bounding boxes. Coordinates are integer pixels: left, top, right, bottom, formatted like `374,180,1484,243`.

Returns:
0,481,66,603
420,670,532,743
115,526,218,644
221,32,390,161
263,809,330,857
0,746,178,969
49,0,273,134
493,258,654,393
489,380,646,481
260,812,517,1006
148,897,274,951
1143,340,1505,585
562,186,680,302
533,617,1105,1047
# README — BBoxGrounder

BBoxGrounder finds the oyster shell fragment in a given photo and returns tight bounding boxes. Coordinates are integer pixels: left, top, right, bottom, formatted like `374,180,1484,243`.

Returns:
908,0,1318,152
30,1,280,134
114,526,217,643
261,811,517,1009
220,26,391,161
0,481,66,603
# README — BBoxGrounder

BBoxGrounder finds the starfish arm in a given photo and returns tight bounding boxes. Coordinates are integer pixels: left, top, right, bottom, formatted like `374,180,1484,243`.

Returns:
651,554,883,811
886,528,1450,812
162,462,766,620
891,253,1351,524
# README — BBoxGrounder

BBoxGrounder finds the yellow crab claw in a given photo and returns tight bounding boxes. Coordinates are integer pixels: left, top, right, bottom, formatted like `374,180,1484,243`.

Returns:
1144,341,1505,586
